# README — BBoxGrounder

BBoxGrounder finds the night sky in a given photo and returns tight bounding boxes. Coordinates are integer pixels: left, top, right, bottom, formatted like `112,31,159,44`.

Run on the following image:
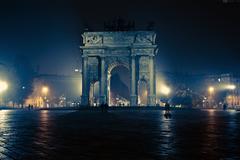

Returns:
0,0,240,75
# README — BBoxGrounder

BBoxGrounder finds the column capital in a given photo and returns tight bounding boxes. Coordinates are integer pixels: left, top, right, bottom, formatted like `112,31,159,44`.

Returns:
148,54,155,57
99,55,106,58
82,55,88,58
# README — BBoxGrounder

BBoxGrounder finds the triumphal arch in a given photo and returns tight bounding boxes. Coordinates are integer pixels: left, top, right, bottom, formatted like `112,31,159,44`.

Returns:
80,31,158,106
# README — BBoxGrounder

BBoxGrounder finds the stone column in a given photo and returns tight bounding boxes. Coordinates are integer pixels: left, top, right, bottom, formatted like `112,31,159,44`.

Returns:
107,73,111,105
148,56,156,106
100,57,107,104
130,56,137,106
81,56,89,105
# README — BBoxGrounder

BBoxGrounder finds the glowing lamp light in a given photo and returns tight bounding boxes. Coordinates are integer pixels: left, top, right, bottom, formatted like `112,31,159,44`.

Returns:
226,84,236,90
42,86,49,95
160,85,171,96
208,86,215,94
0,81,8,93
144,90,148,96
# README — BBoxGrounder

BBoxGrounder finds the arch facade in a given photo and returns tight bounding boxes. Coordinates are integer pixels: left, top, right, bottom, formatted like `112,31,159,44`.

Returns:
80,31,158,106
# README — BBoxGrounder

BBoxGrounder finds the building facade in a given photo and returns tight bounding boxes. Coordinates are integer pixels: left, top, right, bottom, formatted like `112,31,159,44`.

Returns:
205,73,240,108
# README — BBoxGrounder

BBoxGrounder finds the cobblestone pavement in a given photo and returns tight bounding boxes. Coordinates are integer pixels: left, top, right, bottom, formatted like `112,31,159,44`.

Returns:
0,109,240,160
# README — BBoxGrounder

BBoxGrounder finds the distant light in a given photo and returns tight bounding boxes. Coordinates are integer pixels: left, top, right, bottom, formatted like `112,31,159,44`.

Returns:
208,109,215,115
228,110,236,114
0,81,8,93
226,84,236,90
42,86,49,95
144,90,148,96
160,85,171,95
208,86,215,94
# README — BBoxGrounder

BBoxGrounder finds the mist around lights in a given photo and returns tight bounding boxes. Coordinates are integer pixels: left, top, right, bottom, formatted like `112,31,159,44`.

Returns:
156,74,171,96
0,80,8,93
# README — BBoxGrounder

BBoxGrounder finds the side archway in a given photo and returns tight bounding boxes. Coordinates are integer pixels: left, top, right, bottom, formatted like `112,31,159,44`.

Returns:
89,81,100,106
138,79,149,106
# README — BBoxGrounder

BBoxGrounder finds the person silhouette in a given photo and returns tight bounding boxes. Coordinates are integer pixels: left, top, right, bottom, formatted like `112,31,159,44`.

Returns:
164,102,171,119
223,103,228,111
104,103,109,112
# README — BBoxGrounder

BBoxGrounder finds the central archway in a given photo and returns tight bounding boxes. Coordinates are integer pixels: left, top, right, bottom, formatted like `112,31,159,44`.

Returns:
107,65,130,106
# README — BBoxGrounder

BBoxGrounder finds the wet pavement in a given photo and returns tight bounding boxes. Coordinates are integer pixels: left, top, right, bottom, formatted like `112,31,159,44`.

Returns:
0,109,240,160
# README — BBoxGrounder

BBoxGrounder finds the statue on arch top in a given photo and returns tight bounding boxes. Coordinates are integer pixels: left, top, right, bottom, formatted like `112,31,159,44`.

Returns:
104,18,135,31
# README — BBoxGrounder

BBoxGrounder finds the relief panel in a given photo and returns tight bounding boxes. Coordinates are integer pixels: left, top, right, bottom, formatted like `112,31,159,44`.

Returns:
139,56,149,81
88,57,99,82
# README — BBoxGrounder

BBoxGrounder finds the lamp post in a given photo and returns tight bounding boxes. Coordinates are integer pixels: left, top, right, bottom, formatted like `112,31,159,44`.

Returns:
208,86,214,95
208,86,215,108
42,86,49,107
227,84,236,108
0,80,8,106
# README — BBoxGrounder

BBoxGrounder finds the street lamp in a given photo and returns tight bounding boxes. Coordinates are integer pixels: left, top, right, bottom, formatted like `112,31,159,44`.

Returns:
208,86,215,108
226,84,236,107
41,86,49,107
42,86,49,96
226,84,236,90
0,80,8,93
208,86,215,94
